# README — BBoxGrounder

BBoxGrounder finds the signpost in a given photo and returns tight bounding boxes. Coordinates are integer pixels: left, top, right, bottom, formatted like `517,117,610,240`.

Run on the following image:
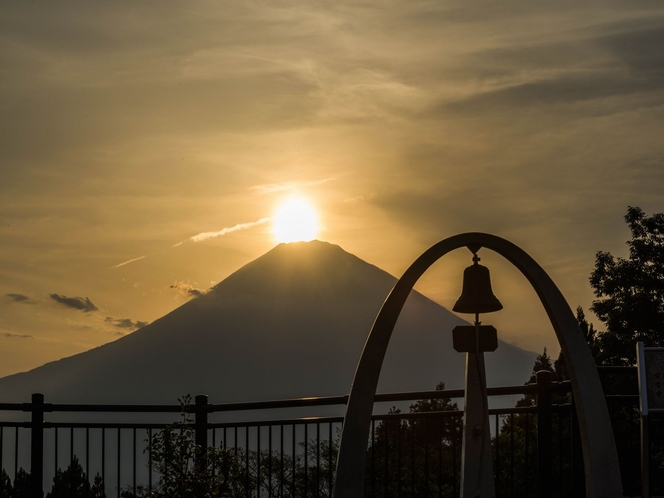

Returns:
637,342,664,498
453,325,498,498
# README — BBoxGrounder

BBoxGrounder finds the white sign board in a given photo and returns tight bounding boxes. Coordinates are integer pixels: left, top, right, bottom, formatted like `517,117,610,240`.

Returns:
637,342,664,415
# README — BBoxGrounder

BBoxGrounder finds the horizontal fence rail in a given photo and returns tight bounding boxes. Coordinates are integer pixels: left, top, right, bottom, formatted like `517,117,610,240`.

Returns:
0,366,656,498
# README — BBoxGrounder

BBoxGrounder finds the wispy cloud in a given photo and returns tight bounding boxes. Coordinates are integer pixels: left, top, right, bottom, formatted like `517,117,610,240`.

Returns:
169,281,206,298
251,183,294,194
3,332,33,339
5,293,36,304
49,294,99,313
173,217,270,247
343,192,378,204
104,317,149,330
109,217,270,269
251,178,335,194
110,255,147,269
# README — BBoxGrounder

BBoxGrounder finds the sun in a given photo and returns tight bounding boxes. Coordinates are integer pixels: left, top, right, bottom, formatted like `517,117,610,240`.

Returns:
273,197,319,243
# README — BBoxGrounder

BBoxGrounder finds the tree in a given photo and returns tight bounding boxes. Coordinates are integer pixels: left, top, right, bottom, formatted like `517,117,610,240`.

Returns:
0,469,12,497
496,349,572,497
46,457,106,498
515,347,557,408
91,474,107,498
13,469,31,498
584,206,664,494
0,468,32,498
589,206,664,365
365,382,460,497
122,395,249,498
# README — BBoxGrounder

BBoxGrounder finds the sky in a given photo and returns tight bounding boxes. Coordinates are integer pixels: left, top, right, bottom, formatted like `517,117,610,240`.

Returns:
1,1,664,378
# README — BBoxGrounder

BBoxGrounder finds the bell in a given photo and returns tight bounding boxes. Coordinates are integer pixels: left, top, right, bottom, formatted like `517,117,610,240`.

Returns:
453,257,503,314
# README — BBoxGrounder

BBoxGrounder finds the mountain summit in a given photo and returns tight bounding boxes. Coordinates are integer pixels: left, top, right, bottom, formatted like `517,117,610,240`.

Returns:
0,241,535,404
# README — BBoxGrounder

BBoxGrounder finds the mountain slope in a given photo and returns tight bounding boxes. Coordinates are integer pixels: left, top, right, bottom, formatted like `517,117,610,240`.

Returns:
0,241,536,404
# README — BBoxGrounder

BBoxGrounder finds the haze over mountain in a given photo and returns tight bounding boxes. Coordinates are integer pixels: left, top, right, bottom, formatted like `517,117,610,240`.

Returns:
0,241,535,404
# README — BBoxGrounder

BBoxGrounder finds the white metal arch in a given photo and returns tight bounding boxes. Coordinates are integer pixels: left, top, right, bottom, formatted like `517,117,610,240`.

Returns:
332,233,622,497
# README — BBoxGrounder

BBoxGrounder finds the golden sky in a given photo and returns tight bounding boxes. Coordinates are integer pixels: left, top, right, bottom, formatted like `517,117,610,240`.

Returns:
1,1,664,377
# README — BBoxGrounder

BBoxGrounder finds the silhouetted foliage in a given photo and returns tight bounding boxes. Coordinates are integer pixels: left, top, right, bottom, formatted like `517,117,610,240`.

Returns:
365,382,461,497
0,468,31,498
571,207,664,494
91,474,107,498
588,206,664,365
13,469,31,498
0,469,13,497
45,456,105,498
121,395,248,498
493,348,573,497
117,387,462,498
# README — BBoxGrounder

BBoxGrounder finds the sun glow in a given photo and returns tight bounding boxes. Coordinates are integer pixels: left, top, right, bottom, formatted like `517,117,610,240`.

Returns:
273,197,319,243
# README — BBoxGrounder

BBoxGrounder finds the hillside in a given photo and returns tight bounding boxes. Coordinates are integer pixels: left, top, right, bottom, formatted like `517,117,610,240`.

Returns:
0,241,536,404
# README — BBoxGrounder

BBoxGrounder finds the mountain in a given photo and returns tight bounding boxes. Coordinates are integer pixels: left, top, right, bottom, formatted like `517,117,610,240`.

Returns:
0,241,536,405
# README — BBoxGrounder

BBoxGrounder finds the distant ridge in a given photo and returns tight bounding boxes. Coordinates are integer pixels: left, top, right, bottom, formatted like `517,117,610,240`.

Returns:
0,241,536,404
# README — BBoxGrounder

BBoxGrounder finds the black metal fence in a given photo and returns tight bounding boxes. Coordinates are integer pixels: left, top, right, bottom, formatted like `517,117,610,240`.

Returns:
0,367,649,497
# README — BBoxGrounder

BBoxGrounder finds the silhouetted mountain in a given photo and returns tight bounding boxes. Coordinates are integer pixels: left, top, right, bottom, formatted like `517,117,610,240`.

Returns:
0,241,535,405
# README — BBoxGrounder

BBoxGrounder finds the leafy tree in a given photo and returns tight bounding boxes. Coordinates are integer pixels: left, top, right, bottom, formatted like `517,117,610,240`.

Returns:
589,206,664,365
90,474,107,498
493,348,574,497
0,468,31,498
575,306,601,361
121,387,461,498
365,383,460,497
553,306,600,380
271,435,338,498
515,347,557,408
13,469,31,498
122,395,249,498
47,457,89,498
45,456,106,498
0,469,14,496
0,469,12,497
567,207,664,494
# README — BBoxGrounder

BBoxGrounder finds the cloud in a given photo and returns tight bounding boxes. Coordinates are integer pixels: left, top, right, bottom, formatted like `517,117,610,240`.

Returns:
5,293,36,304
251,178,335,194
110,216,270,270
600,24,664,78
49,294,99,313
110,255,147,269
169,281,206,298
104,317,149,330
434,72,664,118
251,183,298,194
3,332,33,339
343,192,378,204
173,217,270,247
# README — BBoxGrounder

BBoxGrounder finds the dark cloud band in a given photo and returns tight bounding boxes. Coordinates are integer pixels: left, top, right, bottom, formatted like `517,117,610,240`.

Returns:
5,293,35,304
105,317,149,330
49,294,98,312
3,332,33,339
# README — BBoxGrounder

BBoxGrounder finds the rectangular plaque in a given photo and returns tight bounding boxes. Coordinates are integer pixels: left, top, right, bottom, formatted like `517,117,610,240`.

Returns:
637,342,664,413
452,325,498,353
645,349,664,410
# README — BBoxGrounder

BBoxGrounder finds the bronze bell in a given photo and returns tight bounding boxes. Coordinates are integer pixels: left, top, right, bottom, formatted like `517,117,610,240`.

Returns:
453,256,503,314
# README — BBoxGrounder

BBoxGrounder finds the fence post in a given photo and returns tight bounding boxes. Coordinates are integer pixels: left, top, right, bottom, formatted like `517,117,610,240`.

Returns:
537,370,553,498
194,394,209,474
30,393,44,498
